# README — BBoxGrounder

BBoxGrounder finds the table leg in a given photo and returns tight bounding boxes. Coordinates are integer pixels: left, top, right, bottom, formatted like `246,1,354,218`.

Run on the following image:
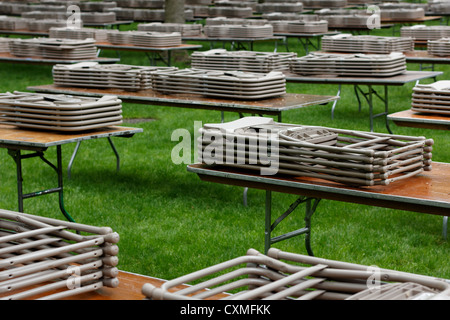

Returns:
107,137,120,172
264,190,321,256
68,141,82,179
353,85,392,133
68,138,120,179
331,84,341,120
7,146,75,222
443,216,448,240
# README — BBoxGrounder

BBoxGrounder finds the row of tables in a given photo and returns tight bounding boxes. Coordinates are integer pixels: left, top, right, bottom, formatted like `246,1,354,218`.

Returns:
0,18,449,300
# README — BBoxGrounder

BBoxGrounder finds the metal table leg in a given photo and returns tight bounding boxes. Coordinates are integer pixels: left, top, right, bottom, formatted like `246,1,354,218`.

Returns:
331,84,341,120
354,85,392,133
7,146,75,222
265,190,321,256
68,138,120,179
443,216,448,240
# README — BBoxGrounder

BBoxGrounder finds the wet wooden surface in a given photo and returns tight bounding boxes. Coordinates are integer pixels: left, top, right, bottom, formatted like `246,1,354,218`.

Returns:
188,162,450,216
388,109,450,130
0,124,142,148
28,84,339,114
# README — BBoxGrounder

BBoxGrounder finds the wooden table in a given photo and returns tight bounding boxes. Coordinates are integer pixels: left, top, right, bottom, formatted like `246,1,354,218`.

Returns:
95,42,202,66
0,125,142,222
187,162,450,255
388,109,450,131
284,70,443,133
27,84,340,122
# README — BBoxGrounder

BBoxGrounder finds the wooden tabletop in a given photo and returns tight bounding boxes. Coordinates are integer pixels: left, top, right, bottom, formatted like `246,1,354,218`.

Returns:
187,162,450,216
284,70,443,86
0,124,143,148
388,109,450,130
95,42,202,52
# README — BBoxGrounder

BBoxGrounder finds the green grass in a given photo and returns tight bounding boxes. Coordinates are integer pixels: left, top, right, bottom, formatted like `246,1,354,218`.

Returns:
0,20,449,282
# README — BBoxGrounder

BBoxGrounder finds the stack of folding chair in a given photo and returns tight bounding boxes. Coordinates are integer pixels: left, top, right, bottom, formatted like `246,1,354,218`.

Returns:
290,52,407,77
52,62,176,91
0,91,123,131
204,24,273,38
151,68,286,99
198,117,433,186
321,34,414,53
0,37,9,53
0,209,120,300
137,22,203,37
411,80,450,115
256,2,304,13
400,25,450,41
191,49,296,72
286,20,328,33
142,248,450,300
49,27,111,42
427,38,450,56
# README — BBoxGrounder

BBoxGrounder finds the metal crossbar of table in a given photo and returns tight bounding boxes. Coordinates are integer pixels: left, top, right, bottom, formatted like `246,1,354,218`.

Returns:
187,162,450,255
0,124,142,222
95,42,202,66
284,70,443,133
27,84,340,122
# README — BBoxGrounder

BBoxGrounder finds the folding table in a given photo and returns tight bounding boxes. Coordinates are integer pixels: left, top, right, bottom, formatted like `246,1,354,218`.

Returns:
187,162,450,255
27,84,340,122
0,124,142,222
284,70,443,133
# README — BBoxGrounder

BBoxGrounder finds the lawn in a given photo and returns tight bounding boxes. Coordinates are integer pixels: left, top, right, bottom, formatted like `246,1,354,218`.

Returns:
0,20,448,284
